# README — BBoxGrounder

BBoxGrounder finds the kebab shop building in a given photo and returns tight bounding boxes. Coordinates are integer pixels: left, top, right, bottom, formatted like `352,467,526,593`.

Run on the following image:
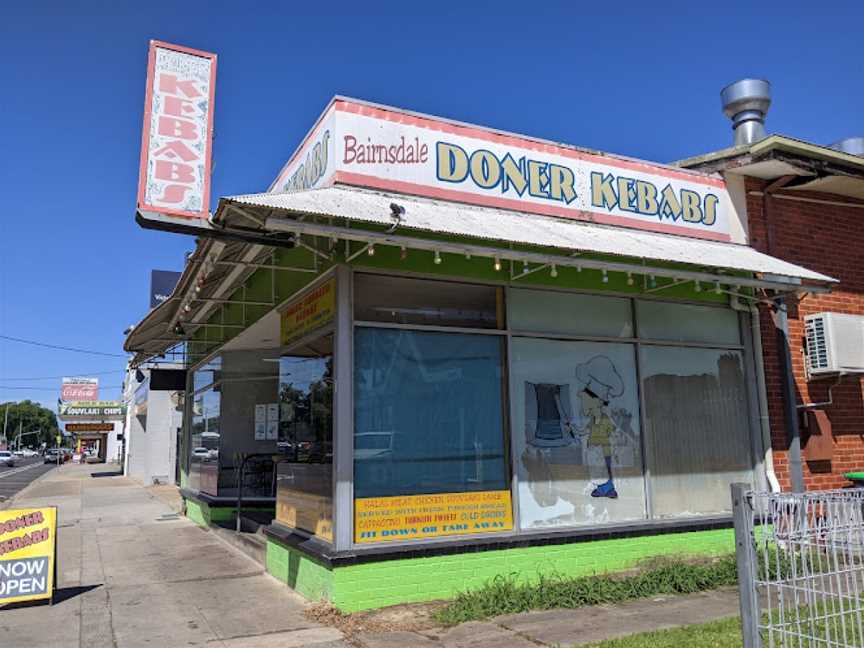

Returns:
125,97,833,611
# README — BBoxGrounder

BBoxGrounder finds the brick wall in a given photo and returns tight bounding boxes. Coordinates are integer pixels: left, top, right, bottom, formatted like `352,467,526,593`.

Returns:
268,528,736,611
746,177,864,490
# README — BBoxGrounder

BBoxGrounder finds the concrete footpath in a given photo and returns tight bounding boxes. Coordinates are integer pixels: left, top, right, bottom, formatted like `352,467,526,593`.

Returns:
0,464,743,648
0,464,346,648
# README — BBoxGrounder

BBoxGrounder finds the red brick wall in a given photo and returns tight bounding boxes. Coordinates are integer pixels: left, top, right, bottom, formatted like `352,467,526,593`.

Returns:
746,177,864,490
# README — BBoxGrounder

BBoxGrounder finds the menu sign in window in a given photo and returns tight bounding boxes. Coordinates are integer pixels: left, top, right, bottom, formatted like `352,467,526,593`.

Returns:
355,490,513,543
280,279,336,347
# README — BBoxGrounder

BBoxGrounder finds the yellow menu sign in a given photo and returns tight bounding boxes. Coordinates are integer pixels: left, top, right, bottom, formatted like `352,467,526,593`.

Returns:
0,507,57,605
355,490,513,543
280,279,336,347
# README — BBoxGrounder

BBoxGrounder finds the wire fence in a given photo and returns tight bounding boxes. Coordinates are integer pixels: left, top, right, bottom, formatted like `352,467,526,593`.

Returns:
732,484,864,647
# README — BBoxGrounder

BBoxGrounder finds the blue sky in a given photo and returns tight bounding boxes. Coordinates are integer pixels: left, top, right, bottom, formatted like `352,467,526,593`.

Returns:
1,1,862,410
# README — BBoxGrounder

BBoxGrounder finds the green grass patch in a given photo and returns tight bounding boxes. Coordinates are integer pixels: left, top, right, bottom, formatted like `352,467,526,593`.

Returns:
581,616,743,647
433,555,739,625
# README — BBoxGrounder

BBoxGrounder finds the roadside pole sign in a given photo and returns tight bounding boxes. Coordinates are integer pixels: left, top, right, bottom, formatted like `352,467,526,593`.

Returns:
0,507,58,606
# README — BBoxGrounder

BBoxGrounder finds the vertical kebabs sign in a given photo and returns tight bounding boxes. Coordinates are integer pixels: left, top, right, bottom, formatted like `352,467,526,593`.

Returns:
137,41,217,228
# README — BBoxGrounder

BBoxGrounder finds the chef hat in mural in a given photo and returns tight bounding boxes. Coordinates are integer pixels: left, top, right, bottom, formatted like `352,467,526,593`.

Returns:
575,355,624,404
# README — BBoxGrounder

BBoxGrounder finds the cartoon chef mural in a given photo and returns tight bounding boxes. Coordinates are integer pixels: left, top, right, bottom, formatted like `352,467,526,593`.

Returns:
573,355,625,499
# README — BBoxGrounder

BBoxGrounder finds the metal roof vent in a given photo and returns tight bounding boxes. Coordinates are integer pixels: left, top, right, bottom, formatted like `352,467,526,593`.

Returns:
829,137,864,157
721,79,772,146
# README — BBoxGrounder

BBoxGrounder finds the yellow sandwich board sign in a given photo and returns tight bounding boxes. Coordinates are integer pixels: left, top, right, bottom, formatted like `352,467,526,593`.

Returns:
0,507,57,606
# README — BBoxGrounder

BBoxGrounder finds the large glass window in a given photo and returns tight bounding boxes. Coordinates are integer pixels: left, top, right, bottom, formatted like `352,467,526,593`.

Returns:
187,350,282,497
636,301,740,345
511,337,645,529
640,346,753,518
354,328,508,498
275,335,334,542
354,275,503,329
190,386,221,495
510,289,633,338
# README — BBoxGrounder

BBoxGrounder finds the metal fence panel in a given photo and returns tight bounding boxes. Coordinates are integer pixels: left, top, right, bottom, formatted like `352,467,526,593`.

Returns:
733,483,864,648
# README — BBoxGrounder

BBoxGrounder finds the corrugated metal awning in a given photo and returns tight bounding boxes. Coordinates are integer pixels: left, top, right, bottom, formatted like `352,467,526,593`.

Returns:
220,186,835,288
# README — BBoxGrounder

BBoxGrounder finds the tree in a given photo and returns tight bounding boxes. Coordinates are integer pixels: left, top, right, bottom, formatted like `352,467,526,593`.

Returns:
0,400,60,448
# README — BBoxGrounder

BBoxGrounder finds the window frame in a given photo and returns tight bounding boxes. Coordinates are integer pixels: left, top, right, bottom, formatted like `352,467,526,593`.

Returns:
348,269,761,549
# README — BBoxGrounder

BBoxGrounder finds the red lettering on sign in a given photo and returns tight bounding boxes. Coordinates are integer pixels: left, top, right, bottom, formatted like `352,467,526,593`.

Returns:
154,184,191,204
158,116,198,140
155,160,196,184
153,140,199,163
158,73,202,98
163,95,198,118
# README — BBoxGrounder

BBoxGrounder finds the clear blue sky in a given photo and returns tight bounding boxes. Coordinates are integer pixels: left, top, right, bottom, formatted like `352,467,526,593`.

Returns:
1,1,862,410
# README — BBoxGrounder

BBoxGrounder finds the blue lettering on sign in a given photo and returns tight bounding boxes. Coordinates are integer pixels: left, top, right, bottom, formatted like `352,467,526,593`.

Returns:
436,142,577,205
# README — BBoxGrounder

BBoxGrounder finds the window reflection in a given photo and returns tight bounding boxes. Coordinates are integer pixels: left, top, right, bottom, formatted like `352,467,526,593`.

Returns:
275,335,334,542
353,328,508,499
190,387,221,495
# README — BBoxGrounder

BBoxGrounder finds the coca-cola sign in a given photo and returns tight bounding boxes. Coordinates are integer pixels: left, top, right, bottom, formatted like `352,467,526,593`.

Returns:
60,378,98,402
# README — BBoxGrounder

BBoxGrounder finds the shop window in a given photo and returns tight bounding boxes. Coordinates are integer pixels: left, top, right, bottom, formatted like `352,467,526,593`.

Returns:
640,346,753,518
511,337,646,529
353,328,508,499
509,289,633,339
193,356,222,392
188,350,283,497
636,301,740,345
275,335,334,542
190,387,221,495
354,274,503,329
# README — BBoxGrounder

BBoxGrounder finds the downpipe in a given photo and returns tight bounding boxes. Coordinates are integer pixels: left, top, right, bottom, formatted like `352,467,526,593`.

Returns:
733,296,781,493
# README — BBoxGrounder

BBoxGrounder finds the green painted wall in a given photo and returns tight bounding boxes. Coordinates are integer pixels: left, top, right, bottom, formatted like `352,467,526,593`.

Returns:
266,527,735,612
266,538,333,601
185,498,209,528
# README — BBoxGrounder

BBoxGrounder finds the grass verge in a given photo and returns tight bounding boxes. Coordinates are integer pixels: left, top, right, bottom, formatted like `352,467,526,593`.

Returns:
581,616,743,647
432,555,738,626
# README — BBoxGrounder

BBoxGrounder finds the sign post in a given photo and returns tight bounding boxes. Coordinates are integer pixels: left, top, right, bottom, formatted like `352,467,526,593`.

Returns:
0,507,58,607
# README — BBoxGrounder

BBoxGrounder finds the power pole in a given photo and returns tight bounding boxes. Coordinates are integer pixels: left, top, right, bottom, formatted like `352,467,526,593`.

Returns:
1,404,8,448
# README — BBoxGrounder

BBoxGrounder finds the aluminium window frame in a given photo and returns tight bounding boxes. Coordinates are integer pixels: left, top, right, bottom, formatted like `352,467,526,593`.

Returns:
344,267,762,551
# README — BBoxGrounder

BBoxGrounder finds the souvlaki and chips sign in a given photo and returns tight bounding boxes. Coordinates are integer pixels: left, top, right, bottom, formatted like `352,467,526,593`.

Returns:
272,99,732,241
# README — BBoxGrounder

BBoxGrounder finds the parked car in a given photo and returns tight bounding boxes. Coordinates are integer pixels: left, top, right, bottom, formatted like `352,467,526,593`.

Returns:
0,451,16,467
191,447,211,461
44,448,62,464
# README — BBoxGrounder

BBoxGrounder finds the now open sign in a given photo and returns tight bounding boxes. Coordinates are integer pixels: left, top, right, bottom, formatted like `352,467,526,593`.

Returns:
0,507,57,606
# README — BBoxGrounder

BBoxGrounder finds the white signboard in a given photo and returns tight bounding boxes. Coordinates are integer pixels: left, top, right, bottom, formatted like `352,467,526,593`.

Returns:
265,403,279,440
254,404,266,441
138,40,217,223
61,377,99,402
272,99,732,242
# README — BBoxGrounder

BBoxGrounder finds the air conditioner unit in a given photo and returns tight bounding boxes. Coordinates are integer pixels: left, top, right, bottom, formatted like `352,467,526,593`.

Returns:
804,312,864,377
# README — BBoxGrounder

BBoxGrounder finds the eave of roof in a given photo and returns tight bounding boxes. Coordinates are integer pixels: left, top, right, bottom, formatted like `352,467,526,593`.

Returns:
675,135,864,173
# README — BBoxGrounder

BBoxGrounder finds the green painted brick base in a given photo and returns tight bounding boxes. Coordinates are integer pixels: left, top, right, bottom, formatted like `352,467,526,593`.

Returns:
266,526,735,612
183,496,273,528
266,540,333,601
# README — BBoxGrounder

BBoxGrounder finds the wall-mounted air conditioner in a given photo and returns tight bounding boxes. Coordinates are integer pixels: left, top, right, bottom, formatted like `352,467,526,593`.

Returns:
804,312,864,377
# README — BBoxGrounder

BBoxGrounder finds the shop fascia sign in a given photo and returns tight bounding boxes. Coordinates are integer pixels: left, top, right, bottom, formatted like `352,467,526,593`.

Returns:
57,401,126,420
271,98,732,242
137,40,217,230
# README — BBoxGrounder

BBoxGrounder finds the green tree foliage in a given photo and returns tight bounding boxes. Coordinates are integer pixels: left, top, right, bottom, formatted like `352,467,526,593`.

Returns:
0,400,60,448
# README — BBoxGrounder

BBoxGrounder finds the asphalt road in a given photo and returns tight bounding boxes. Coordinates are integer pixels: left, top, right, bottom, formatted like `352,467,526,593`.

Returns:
0,455,57,503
